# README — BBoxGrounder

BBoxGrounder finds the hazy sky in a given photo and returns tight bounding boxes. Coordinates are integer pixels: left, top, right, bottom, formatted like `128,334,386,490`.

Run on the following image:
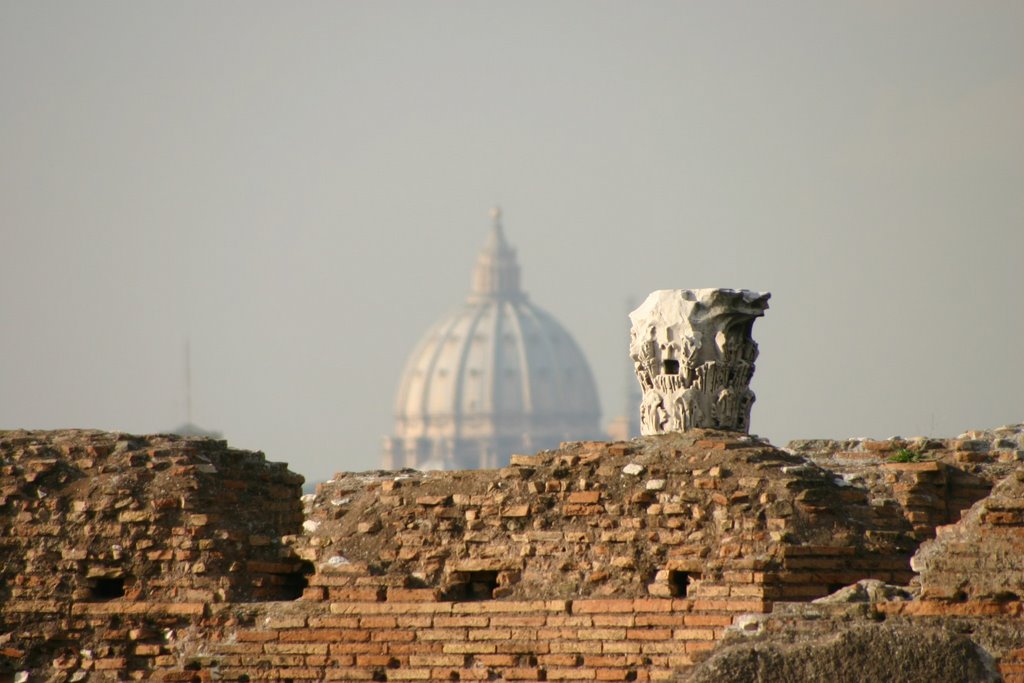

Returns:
2,2,1022,484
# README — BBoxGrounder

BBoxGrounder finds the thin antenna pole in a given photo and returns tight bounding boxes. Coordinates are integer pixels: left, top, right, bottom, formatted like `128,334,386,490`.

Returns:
185,339,193,426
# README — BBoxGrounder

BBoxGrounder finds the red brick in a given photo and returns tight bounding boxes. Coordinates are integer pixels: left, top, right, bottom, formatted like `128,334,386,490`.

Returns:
633,599,678,613
496,640,550,654
635,614,686,627
453,600,568,614
490,614,547,627
309,616,360,628
265,643,329,655
93,657,127,670
602,641,642,654
673,628,716,640
501,668,546,681
387,587,441,602
408,654,466,667
573,600,636,614
358,615,397,628
237,630,279,642
547,667,597,680
443,642,496,654
683,614,733,626
280,629,369,642
627,628,672,640
468,628,512,640
330,642,384,655
370,629,416,642
568,491,602,504
417,628,467,641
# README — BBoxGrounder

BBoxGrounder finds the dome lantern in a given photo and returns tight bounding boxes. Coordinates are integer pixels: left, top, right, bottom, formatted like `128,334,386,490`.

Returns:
469,206,523,301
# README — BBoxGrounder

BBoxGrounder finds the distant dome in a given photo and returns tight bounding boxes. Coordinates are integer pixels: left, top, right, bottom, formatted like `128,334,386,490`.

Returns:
383,210,601,470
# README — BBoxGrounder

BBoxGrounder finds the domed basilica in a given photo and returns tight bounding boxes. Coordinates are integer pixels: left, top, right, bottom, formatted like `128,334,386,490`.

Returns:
382,209,602,470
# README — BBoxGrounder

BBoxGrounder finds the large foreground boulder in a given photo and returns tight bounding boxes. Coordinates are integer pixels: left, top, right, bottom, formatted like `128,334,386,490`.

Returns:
684,622,999,683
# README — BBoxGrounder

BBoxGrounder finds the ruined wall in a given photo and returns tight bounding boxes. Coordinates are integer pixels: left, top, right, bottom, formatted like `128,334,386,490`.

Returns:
686,553,1024,682
789,426,1023,540
0,430,305,677
1,427,1022,681
912,467,1024,602
294,432,918,605
683,426,1024,683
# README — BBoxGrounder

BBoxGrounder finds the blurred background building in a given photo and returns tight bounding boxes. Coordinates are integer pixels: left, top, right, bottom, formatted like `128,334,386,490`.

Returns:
382,209,603,470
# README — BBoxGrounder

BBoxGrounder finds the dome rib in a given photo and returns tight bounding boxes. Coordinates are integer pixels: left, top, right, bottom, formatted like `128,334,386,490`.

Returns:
487,300,503,419
452,301,492,438
516,301,566,416
394,317,445,418
529,305,602,419
416,308,471,427
503,301,534,415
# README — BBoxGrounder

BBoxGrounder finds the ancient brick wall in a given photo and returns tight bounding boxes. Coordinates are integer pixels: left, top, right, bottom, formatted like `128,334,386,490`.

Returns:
682,452,1024,683
167,597,748,681
789,425,1023,539
1,427,1022,681
0,430,305,676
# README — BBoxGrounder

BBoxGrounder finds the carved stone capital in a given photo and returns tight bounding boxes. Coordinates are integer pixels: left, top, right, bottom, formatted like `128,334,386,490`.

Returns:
629,289,770,434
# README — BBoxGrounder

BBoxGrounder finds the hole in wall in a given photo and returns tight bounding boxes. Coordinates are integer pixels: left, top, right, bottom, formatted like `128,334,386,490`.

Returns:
444,570,499,601
280,560,316,600
90,577,125,600
826,583,846,595
663,359,680,375
668,570,696,597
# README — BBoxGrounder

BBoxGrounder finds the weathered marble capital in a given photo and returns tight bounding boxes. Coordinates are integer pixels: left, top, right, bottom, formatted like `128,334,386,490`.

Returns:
629,289,770,435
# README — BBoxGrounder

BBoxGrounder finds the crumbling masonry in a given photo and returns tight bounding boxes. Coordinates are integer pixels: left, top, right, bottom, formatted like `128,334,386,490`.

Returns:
1,425,1023,682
